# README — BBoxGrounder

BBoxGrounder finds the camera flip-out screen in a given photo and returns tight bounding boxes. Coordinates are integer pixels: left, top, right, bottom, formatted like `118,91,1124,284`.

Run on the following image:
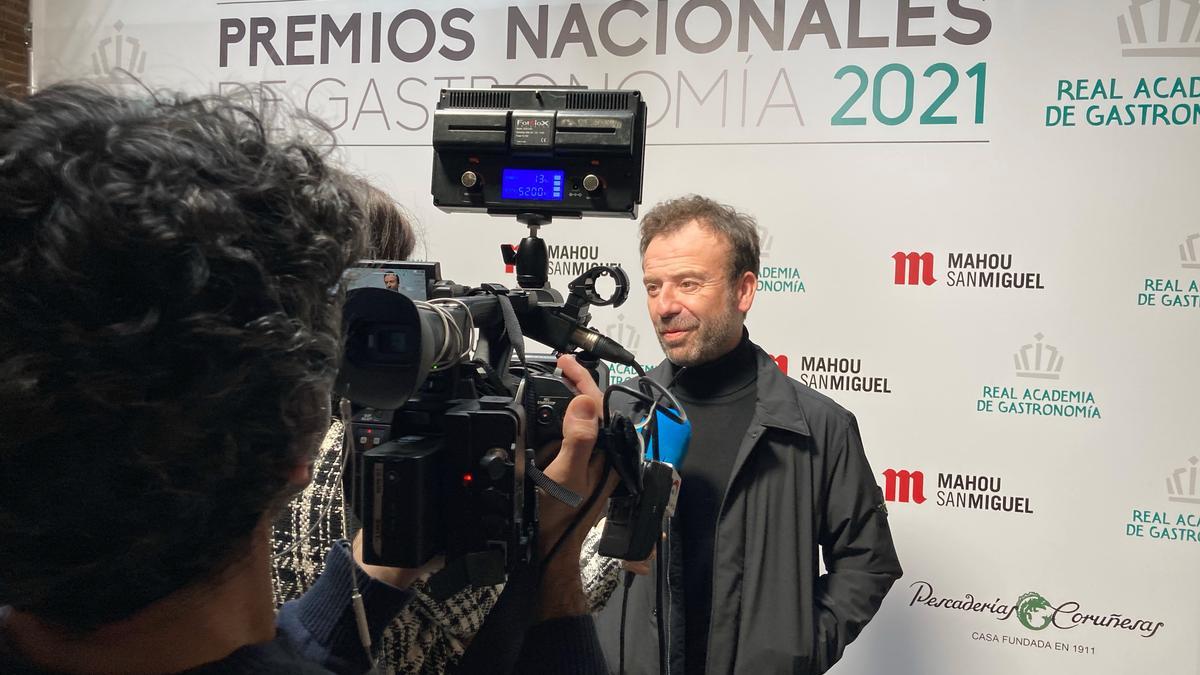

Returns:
343,260,441,301
431,87,646,219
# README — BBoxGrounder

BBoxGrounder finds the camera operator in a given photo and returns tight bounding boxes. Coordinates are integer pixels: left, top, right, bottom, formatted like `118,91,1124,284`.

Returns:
0,84,611,674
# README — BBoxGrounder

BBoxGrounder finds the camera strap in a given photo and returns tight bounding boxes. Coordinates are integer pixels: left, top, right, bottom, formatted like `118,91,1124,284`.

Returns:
528,463,584,508
494,291,584,509
495,290,526,367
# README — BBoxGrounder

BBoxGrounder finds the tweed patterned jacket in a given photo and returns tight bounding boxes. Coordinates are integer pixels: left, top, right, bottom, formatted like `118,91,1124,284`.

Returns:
270,421,621,675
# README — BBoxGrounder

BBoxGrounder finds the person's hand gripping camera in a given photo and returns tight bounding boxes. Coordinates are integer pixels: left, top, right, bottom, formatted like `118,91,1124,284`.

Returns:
531,354,619,618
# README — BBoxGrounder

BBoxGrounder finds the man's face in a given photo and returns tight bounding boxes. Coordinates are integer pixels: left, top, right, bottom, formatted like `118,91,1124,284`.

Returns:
642,220,756,367
383,273,399,290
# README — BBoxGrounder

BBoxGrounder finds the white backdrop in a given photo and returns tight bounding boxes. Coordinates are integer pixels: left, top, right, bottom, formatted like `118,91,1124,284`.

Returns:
31,1,1200,673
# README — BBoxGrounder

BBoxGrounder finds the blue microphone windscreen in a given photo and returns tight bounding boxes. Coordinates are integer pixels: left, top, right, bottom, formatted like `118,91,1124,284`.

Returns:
645,408,691,467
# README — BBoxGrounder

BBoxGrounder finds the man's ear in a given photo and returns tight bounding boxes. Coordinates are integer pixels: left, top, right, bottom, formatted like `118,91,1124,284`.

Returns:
736,270,757,314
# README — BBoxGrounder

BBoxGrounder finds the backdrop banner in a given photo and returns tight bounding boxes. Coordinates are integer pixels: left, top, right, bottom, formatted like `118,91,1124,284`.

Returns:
31,2,1200,673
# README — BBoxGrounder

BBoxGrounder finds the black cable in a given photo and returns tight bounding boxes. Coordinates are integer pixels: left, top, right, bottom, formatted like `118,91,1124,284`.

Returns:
640,367,689,429
603,382,656,426
619,570,635,675
655,533,667,674
628,397,670,671
651,366,686,673
609,365,688,673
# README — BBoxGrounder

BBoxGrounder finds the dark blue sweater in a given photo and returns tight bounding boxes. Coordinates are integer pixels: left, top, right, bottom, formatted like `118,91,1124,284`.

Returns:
0,543,606,674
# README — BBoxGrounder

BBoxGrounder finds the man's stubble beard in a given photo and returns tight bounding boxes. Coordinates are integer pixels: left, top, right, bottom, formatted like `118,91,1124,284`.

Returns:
656,292,744,367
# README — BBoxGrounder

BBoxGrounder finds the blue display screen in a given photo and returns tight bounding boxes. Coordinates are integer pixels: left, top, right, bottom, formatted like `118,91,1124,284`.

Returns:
501,168,565,201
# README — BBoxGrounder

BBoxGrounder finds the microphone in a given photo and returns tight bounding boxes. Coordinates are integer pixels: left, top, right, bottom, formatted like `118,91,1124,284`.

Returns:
597,399,690,561
569,325,637,366
644,407,691,468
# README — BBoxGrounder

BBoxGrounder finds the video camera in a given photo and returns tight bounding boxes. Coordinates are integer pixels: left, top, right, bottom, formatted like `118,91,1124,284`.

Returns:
336,87,678,596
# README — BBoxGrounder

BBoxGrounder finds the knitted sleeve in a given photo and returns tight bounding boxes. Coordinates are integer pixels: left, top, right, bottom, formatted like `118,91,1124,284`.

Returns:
270,420,503,674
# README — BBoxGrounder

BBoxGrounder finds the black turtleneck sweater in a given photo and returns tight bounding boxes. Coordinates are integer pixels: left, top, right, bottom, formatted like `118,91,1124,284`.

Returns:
665,330,758,674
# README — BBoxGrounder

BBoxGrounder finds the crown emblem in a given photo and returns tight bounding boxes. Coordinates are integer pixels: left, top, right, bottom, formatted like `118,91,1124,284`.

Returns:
91,21,147,83
1181,233,1200,268
1167,456,1199,504
605,314,641,352
1014,333,1063,380
1118,0,1200,57
757,225,773,259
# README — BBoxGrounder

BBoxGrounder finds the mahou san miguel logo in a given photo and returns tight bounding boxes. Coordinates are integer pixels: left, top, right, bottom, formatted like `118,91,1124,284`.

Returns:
892,251,1046,290
766,352,892,395
1136,233,1200,310
882,468,1033,515
1123,455,1200,545
502,242,622,277
975,333,1102,420
503,243,517,274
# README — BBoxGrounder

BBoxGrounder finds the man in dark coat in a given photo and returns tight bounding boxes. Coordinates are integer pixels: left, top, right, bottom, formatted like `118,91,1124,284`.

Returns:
596,195,902,674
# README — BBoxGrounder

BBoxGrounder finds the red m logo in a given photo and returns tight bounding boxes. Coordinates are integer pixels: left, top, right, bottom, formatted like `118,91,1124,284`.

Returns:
503,243,517,273
892,252,936,286
768,354,788,375
882,468,926,504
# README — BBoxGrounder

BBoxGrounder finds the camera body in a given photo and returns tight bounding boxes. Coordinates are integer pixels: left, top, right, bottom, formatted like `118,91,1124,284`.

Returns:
355,397,527,581
349,343,609,580
339,260,628,590
513,353,608,449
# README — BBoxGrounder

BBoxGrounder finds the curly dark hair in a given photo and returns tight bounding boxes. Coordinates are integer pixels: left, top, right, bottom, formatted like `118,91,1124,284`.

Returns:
362,182,417,260
0,84,366,631
638,194,760,281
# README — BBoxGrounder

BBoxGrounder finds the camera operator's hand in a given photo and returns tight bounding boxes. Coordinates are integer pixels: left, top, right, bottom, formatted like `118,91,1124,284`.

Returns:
535,354,617,620
539,355,610,553
351,531,443,590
